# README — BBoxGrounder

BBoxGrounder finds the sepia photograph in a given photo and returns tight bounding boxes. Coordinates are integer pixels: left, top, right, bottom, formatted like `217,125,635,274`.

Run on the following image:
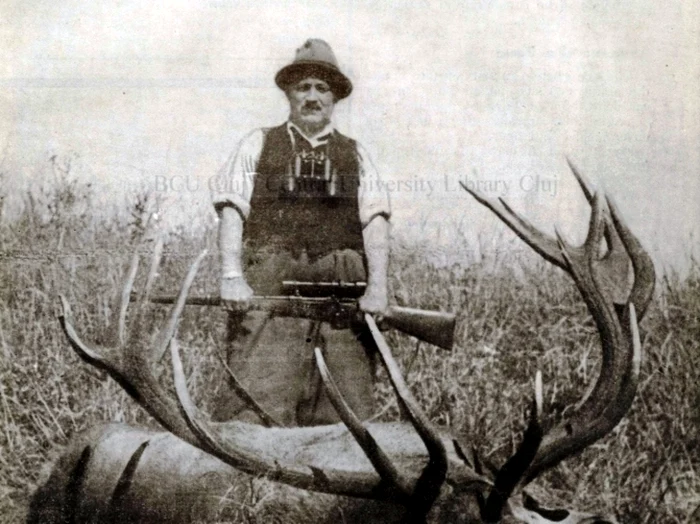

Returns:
0,1,698,522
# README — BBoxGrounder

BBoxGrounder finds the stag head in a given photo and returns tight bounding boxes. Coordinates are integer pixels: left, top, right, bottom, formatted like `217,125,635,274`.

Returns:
55,161,654,523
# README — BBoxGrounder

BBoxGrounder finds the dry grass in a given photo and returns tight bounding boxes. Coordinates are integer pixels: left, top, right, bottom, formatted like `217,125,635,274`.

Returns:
0,176,699,523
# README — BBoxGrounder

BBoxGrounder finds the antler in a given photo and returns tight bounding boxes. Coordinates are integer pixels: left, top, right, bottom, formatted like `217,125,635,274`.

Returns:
312,316,449,522
57,161,654,523
58,247,488,517
461,161,655,518
464,159,650,314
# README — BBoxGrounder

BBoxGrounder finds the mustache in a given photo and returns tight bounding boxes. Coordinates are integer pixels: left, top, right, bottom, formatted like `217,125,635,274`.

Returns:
302,102,322,111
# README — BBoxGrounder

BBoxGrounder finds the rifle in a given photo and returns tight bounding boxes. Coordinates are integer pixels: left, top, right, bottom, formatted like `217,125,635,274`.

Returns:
137,281,455,350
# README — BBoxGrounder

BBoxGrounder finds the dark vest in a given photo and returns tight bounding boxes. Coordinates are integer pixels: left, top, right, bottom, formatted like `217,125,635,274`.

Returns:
244,124,365,260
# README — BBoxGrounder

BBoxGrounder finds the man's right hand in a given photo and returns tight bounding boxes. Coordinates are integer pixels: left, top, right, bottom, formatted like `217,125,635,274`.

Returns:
220,276,254,312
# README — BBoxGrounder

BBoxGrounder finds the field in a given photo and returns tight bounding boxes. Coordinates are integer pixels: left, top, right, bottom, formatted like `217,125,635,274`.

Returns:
0,177,699,523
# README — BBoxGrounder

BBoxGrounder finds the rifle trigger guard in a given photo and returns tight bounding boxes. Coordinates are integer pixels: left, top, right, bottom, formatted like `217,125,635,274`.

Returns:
328,298,348,330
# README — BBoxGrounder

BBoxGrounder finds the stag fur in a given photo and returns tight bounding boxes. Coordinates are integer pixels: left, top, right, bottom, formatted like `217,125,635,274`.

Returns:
30,161,655,523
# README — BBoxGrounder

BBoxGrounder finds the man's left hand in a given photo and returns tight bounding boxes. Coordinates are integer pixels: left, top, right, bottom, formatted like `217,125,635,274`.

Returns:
359,286,388,317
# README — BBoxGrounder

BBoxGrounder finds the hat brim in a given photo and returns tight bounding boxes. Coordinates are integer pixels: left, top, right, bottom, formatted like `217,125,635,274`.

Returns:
275,61,353,100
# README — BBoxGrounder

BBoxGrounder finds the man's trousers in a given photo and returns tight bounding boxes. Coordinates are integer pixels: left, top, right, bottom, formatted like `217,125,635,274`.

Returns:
212,249,377,426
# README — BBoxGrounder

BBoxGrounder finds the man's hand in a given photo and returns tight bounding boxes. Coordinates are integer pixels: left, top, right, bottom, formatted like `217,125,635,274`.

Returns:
359,285,388,317
220,276,254,312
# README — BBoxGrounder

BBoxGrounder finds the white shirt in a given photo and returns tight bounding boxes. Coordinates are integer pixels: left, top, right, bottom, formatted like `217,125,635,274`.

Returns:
212,122,391,228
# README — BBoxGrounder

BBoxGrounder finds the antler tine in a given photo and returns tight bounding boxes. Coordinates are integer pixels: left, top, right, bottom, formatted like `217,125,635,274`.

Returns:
567,157,622,258
546,192,606,297
151,249,207,362
497,197,570,268
606,195,656,319
568,159,636,306
629,303,642,379
116,252,140,347
170,337,238,457
144,235,164,298
313,347,412,501
566,158,626,269
482,372,544,522
566,157,594,202
214,351,284,428
460,182,567,269
129,236,165,338
59,296,119,368
583,192,605,259
365,314,448,520
565,157,619,260
138,234,164,311
117,224,166,346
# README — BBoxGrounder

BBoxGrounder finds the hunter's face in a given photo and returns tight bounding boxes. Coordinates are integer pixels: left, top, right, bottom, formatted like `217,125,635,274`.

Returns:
287,77,335,133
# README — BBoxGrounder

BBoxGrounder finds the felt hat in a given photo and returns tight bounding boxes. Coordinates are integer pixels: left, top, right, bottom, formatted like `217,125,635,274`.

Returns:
275,39,353,100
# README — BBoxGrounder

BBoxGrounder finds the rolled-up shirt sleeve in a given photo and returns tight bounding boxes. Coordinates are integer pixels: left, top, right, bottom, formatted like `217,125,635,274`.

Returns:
211,129,264,219
356,142,391,227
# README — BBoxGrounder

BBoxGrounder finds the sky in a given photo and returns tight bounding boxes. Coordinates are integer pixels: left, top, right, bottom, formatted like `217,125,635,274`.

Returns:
1,1,698,271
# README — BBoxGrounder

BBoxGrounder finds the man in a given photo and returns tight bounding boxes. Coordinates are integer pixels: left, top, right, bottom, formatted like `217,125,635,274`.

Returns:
212,39,391,426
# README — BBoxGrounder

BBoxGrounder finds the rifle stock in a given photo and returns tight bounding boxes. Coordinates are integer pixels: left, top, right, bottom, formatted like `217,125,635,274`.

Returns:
139,294,455,350
382,306,454,351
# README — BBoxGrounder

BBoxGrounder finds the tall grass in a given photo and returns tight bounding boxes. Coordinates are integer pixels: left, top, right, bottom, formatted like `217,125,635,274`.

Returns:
0,172,699,523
